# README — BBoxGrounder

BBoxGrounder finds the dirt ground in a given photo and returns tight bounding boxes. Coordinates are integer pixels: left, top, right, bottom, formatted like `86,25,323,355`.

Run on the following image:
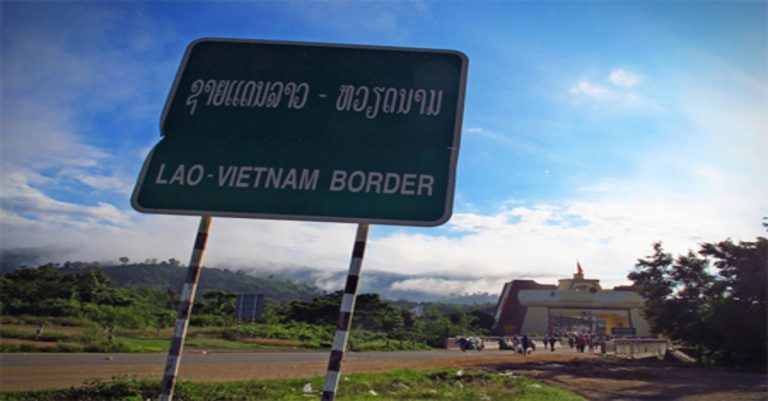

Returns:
477,355,768,401
1,350,766,400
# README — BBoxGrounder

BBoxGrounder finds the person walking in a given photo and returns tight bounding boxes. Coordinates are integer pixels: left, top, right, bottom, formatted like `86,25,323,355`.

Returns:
521,335,529,356
576,335,585,352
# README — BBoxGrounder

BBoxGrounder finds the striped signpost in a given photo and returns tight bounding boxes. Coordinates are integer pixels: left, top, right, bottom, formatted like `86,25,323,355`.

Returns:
132,38,467,401
159,216,212,401
321,223,369,401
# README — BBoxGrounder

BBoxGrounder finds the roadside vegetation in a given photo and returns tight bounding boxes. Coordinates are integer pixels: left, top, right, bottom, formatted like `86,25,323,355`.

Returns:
629,231,766,369
0,368,587,401
0,265,493,353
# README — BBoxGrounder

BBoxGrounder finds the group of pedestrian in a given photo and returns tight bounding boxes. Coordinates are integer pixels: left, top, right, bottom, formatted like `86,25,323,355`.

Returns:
490,332,615,355
567,333,608,353
542,335,559,352
497,335,536,355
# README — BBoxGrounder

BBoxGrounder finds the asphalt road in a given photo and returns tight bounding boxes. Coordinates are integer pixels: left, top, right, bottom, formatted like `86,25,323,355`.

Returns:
0,349,540,391
7,350,761,401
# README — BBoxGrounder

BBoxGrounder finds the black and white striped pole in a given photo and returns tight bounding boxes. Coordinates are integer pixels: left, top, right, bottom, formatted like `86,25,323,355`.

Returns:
159,216,213,401
321,223,370,401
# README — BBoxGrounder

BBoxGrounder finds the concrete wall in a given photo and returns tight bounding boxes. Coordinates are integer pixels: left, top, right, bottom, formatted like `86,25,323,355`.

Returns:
629,308,651,337
518,289,643,308
519,306,548,335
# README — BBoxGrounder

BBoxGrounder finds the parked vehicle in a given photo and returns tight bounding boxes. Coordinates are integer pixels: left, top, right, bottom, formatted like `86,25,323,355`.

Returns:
457,336,484,351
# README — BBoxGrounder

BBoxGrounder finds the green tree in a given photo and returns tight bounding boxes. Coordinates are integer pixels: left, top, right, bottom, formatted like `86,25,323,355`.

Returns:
0,264,178,329
469,309,496,331
666,251,714,361
699,237,767,366
286,291,406,333
353,293,405,332
627,242,674,334
629,235,767,367
77,269,131,306
285,291,343,325
195,290,236,317
0,265,79,315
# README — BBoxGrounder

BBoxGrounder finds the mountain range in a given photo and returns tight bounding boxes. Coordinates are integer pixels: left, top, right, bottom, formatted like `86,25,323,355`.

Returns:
1,250,500,304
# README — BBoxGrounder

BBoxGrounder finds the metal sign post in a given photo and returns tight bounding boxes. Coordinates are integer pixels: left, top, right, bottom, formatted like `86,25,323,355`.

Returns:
159,216,212,401
131,38,468,401
236,293,265,338
321,223,369,401
236,293,265,323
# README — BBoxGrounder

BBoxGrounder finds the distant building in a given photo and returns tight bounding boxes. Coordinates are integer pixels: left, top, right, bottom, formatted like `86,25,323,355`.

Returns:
493,268,651,337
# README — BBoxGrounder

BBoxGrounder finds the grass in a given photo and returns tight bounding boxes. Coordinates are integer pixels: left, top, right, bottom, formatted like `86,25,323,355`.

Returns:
0,320,430,353
0,368,587,401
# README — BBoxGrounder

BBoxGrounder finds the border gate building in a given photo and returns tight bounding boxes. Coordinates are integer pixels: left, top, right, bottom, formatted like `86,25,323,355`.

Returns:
492,269,651,337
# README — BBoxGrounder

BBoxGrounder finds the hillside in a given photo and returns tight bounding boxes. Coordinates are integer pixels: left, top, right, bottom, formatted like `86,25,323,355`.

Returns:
243,265,501,304
0,253,500,304
62,263,321,302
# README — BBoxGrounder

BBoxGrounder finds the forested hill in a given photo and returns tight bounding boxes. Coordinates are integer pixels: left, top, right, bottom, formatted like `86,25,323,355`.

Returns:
61,263,321,302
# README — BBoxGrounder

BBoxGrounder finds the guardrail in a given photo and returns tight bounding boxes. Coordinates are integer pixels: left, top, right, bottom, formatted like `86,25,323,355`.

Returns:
446,336,552,351
446,336,670,360
606,339,669,359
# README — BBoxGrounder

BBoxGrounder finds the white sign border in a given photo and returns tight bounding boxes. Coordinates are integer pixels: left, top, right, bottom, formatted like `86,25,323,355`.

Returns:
132,38,468,227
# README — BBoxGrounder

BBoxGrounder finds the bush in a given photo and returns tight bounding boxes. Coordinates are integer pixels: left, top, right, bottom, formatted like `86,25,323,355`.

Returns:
0,343,20,352
0,326,70,342
82,341,133,353
0,315,95,327
51,343,84,352
0,327,28,339
189,314,231,327
30,299,82,317
79,304,151,329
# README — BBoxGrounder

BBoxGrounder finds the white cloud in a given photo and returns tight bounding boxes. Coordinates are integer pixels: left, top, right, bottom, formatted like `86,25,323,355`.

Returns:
569,80,610,99
671,77,768,172
0,101,108,170
0,170,132,229
1,5,177,241
0,210,357,272
609,68,642,88
1,163,764,297
361,175,765,293
70,171,134,194
694,166,724,181
461,126,547,155
389,277,500,297
568,68,659,112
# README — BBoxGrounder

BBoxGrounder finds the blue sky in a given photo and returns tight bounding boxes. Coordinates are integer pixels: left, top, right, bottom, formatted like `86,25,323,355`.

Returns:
1,1,766,296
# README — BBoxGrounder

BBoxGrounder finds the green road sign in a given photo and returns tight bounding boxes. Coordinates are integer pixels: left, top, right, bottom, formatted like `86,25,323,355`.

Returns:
611,327,637,336
132,38,468,226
